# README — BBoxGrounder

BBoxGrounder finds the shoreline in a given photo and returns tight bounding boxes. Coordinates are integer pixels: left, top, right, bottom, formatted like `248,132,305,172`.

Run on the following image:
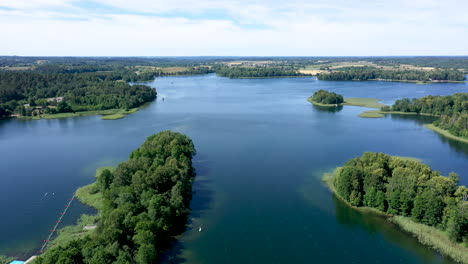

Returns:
308,97,384,109
16,102,152,121
322,169,468,264
44,167,110,250
425,124,468,144
316,78,467,84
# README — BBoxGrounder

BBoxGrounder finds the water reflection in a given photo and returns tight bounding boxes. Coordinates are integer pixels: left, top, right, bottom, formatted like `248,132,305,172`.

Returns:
312,104,343,113
388,114,468,157
333,195,453,264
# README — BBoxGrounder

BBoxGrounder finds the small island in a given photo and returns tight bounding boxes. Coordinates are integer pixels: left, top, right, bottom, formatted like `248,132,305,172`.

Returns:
308,90,385,115
323,152,468,263
35,131,196,264
308,90,344,106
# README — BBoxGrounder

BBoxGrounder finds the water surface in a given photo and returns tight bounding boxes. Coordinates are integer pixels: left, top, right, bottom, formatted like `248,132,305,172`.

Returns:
0,74,467,263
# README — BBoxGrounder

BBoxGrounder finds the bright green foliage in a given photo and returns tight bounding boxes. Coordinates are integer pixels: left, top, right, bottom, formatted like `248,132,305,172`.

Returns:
35,131,196,264
310,90,344,105
333,152,468,244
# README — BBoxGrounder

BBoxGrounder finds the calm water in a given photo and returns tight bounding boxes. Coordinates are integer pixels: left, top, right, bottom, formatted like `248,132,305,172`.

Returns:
1,74,467,263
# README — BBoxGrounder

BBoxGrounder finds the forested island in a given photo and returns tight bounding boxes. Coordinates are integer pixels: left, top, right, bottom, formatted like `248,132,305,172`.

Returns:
35,131,196,264
308,90,344,106
316,67,466,82
381,93,468,141
324,152,468,263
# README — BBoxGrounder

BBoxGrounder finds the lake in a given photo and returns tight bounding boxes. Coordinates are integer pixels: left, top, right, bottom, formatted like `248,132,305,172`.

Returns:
0,74,467,263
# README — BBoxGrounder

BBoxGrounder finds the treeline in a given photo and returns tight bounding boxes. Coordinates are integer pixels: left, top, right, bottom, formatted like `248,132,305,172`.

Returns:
35,131,196,264
317,67,466,81
383,93,468,139
216,67,310,78
309,90,344,105
0,71,156,118
334,152,468,243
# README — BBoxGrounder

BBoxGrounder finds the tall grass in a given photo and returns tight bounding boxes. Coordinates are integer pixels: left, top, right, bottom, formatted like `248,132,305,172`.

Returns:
392,216,468,263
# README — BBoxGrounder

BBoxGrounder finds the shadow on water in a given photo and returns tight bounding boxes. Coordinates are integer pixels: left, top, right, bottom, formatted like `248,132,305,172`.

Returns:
333,195,454,264
160,156,216,264
388,113,438,125
311,104,343,113
389,114,468,156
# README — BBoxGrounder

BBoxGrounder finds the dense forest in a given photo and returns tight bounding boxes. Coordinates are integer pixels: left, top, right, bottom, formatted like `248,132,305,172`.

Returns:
333,152,468,243
383,93,468,139
0,71,156,118
309,90,344,105
35,131,196,264
216,67,310,78
317,67,466,81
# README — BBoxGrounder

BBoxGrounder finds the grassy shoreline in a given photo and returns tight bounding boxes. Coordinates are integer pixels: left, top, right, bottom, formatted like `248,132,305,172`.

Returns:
17,102,152,121
45,167,112,251
322,169,468,263
425,124,468,144
308,97,384,109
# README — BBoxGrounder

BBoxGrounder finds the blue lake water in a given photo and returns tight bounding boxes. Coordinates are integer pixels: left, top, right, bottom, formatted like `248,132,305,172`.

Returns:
0,74,467,263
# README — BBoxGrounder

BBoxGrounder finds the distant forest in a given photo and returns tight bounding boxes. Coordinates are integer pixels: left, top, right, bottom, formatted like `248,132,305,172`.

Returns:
2,56,468,69
216,67,309,78
317,67,466,81
0,71,156,118
383,93,468,139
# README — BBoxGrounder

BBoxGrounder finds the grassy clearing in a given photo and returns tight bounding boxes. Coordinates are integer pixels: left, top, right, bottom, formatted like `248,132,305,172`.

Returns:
21,103,150,121
48,214,98,249
76,166,114,210
359,110,385,118
425,124,468,144
343,98,385,109
76,183,103,210
322,167,468,263
391,216,468,264
101,113,126,120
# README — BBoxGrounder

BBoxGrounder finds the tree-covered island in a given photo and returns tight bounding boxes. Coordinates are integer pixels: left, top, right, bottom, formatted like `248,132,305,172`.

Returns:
35,131,196,264
308,90,344,106
324,152,468,263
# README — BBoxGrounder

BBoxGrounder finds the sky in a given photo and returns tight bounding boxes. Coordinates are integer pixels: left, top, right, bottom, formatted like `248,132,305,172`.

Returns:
0,0,467,56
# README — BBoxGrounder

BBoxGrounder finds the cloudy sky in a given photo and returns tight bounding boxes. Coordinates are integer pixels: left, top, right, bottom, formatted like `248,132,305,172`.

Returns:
0,0,467,56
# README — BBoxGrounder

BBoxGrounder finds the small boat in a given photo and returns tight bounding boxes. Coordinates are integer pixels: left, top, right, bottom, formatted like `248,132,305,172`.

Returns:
198,227,202,232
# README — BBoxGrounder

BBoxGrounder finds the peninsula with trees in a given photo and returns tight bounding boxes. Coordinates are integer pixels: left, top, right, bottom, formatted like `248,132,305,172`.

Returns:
35,131,196,264
380,93,468,143
324,152,468,263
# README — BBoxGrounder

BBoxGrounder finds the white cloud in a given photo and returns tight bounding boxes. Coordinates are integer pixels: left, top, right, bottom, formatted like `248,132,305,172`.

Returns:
0,0,466,55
